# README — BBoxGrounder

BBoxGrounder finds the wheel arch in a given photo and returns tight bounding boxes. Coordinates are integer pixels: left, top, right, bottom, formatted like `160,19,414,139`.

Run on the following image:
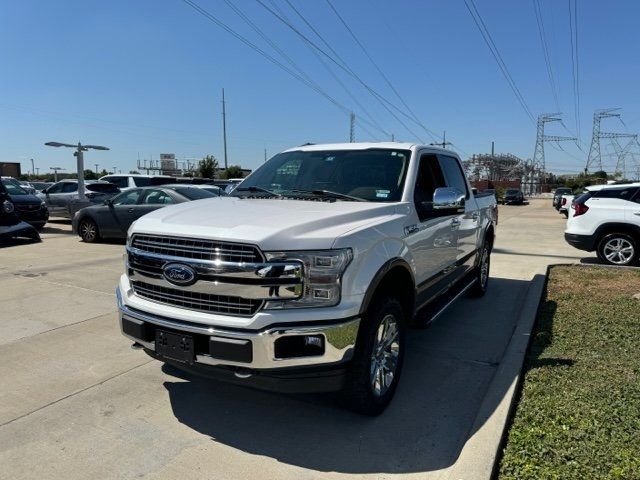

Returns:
359,258,416,321
594,223,640,243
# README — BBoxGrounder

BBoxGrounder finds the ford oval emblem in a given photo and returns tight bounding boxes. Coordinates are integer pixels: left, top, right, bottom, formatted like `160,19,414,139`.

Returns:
163,263,197,286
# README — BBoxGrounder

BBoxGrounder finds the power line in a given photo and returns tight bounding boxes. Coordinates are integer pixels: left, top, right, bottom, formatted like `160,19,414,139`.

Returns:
255,0,426,142
324,0,439,143
569,0,581,140
463,0,536,124
271,0,387,139
181,0,381,135
532,0,560,111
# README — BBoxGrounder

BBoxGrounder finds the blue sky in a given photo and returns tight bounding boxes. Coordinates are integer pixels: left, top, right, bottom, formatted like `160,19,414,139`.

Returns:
1,0,639,176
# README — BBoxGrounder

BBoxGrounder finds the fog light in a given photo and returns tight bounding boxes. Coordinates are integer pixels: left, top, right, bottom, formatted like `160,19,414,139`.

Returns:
274,334,325,359
313,288,331,299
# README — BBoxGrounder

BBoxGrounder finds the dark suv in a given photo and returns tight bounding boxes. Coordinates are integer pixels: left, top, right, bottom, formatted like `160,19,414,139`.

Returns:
504,188,525,205
0,181,40,242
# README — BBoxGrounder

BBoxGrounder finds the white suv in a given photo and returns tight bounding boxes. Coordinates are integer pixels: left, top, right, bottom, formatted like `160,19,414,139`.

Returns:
99,174,174,191
565,183,640,266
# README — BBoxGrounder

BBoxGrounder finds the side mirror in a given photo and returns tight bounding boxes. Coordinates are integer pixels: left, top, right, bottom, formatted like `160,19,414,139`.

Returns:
42,187,49,194
433,187,465,211
104,199,113,206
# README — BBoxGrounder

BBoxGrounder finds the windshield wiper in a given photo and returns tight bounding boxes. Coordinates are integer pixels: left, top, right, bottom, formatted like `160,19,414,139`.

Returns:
287,189,366,202
234,186,282,198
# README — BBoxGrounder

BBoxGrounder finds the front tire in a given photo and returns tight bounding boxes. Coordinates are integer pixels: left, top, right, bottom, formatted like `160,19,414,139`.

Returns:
342,296,406,416
596,233,638,266
469,240,491,297
79,218,99,243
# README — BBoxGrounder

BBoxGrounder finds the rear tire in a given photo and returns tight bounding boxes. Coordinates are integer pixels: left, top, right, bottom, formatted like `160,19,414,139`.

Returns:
79,218,99,243
342,296,406,416
468,241,491,297
596,233,638,266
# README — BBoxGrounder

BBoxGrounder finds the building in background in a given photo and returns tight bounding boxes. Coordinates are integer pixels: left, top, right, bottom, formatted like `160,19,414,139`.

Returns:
0,162,21,178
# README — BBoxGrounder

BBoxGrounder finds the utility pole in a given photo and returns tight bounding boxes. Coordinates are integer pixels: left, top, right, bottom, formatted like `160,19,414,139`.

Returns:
35,167,40,177
112,166,117,174
222,88,228,170
264,148,267,163
430,131,452,149
349,112,355,142
585,108,637,173
532,113,575,193
391,133,395,142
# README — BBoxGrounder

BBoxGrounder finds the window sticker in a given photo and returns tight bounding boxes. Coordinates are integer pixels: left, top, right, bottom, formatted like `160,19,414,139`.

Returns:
376,189,390,199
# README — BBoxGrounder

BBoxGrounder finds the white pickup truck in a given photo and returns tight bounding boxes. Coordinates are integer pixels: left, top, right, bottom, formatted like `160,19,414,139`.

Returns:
118,143,497,415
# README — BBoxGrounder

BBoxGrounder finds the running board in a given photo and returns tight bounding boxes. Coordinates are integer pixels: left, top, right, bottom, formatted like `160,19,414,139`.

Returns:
417,277,478,326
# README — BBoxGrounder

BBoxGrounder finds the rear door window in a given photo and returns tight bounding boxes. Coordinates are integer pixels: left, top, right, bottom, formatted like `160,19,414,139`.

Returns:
61,183,77,193
103,176,128,189
141,189,175,205
437,155,469,198
87,183,120,194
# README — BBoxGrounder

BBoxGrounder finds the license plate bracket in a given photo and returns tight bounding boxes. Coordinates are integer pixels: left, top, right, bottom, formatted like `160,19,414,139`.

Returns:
155,330,195,364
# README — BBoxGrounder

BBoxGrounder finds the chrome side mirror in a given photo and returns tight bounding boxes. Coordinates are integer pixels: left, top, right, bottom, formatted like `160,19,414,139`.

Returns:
433,187,465,211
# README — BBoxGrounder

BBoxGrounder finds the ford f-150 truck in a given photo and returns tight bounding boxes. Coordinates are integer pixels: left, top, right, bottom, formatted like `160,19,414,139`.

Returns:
118,143,497,415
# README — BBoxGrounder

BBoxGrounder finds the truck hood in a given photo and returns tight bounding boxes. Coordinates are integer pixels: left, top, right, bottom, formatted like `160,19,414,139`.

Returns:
130,197,401,250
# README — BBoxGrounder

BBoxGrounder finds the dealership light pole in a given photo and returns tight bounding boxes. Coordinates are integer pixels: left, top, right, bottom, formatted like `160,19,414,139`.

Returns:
49,167,65,182
45,142,109,200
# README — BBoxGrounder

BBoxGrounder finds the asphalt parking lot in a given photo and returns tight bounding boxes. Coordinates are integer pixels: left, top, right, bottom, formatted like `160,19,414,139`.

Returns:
0,200,589,480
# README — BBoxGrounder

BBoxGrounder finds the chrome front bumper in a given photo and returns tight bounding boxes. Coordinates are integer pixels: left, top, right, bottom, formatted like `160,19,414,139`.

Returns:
116,287,360,370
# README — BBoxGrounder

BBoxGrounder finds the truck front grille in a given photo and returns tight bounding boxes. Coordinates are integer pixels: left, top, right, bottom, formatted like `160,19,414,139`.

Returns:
131,234,262,263
131,281,263,316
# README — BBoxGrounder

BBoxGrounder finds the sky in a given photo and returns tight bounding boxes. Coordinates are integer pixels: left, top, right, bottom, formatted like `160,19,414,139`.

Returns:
1,0,639,177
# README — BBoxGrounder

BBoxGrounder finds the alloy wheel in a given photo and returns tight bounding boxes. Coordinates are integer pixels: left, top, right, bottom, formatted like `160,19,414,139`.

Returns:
81,221,97,242
603,237,634,265
370,314,400,397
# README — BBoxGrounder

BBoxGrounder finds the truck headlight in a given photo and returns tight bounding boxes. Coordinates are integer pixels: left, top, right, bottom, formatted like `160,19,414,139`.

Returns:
264,248,352,309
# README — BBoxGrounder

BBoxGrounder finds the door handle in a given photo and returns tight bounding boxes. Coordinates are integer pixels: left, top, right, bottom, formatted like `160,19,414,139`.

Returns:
471,212,479,221
128,208,134,213
634,211,640,216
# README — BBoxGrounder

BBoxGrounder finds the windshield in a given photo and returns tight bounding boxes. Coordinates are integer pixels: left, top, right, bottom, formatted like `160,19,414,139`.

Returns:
1,179,28,195
235,148,411,202
505,189,520,195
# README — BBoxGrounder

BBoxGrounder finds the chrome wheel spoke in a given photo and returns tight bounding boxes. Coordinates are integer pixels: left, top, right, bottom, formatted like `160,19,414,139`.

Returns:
370,313,401,397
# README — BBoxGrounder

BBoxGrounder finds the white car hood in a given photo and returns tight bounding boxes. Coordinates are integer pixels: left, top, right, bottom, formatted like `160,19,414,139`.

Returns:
131,197,400,250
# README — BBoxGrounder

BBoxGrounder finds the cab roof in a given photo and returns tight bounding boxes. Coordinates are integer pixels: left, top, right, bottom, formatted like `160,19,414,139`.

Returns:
283,142,458,156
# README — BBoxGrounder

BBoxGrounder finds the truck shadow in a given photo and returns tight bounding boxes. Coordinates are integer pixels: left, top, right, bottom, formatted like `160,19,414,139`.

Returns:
162,275,555,474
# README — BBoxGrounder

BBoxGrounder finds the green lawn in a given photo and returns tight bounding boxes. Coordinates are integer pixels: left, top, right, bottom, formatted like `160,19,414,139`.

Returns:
498,265,640,480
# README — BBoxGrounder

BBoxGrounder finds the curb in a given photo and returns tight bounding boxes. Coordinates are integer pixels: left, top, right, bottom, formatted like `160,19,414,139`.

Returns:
446,268,548,480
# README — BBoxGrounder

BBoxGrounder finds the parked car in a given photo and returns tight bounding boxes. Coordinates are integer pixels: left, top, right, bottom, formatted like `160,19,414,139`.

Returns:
553,187,572,209
0,180,40,242
117,143,498,415
503,188,525,205
565,182,640,266
1,177,36,195
39,180,120,219
1,179,49,229
98,174,175,191
73,185,218,242
558,194,575,218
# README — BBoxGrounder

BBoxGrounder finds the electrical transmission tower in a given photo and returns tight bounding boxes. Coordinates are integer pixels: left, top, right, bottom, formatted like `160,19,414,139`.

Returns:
610,137,640,180
585,108,637,173
531,113,576,193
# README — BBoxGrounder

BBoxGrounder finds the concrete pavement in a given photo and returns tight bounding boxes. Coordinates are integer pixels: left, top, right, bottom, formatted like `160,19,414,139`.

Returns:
0,202,587,479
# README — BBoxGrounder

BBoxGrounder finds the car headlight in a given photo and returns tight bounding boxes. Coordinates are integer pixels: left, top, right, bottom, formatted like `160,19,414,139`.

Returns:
2,199,14,214
263,248,352,309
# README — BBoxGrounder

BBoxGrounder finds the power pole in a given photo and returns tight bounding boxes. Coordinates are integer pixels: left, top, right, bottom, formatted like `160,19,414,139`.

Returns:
532,113,575,192
430,131,452,149
35,167,40,176
349,112,355,143
391,133,395,142
585,108,637,173
222,88,228,170
264,148,267,163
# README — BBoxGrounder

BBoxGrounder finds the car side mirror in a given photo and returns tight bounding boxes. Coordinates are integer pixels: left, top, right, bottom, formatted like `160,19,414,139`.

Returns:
433,187,465,211
104,199,113,206
42,188,49,194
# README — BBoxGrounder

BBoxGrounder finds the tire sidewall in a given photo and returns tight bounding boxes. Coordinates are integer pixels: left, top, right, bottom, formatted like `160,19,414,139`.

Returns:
347,296,406,414
597,233,638,266
80,218,98,243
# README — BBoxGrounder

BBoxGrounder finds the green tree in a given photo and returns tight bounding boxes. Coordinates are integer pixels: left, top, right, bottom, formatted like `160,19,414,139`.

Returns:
84,169,98,180
198,155,218,178
99,169,109,177
129,170,140,174
220,165,243,179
